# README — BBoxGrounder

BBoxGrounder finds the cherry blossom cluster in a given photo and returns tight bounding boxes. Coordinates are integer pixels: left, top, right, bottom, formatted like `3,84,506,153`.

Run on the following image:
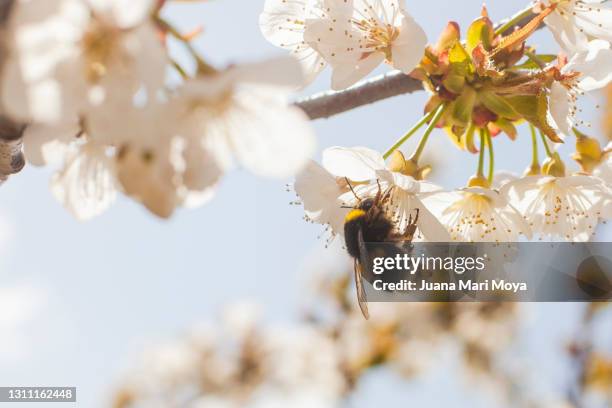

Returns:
0,0,316,219
260,0,612,242
111,283,523,407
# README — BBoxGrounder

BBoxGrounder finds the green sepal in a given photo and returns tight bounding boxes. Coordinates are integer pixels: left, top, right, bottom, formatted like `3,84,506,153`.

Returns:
479,91,520,121
451,86,477,128
505,92,563,143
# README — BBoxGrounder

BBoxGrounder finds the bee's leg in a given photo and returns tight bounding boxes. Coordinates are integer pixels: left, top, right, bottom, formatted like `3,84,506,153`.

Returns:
388,208,420,244
345,177,361,203
411,208,420,226
374,179,382,202
381,186,393,206
402,208,420,242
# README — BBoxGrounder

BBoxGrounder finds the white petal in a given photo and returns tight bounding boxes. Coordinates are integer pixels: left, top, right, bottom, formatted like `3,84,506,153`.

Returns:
376,170,441,194
259,0,308,48
294,47,327,85
396,193,449,242
304,17,376,89
322,146,385,181
492,171,519,189
547,81,572,137
330,52,385,90
181,138,223,197
593,153,612,185
51,143,117,220
116,143,179,219
567,40,612,91
22,122,79,166
120,23,167,94
294,160,348,234
572,4,612,45
1,56,84,123
230,56,305,90
222,89,315,178
390,11,427,73
545,9,589,52
87,0,154,29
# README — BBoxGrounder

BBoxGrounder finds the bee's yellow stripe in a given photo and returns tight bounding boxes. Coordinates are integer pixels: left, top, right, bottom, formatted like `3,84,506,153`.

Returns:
345,209,366,222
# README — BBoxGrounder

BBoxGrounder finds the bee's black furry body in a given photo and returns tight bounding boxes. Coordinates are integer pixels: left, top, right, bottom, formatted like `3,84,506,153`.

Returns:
343,198,394,259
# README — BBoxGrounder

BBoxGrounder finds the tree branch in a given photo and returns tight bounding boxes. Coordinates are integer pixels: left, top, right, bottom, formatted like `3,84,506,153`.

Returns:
0,0,25,179
297,70,423,120
296,7,541,120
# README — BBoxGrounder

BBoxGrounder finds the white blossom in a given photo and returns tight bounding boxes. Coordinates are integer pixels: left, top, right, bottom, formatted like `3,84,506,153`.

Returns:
113,309,346,408
22,122,117,220
259,0,328,84
423,187,531,242
548,39,612,137
503,174,611,241
50,142,117,221
111,106,186,219
1,0,166,124
543,0,612,53
303,0,427,90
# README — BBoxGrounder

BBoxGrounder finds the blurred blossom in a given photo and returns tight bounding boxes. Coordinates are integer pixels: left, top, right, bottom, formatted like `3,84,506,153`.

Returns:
1,0,165,124
112,306,346,408
174,57,316,180
114,298,519,407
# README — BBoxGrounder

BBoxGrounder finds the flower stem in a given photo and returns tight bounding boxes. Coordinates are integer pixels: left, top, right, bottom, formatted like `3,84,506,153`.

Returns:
383,107,439,159
538,127,553,157
408,104,448,163
477,128,486,177
495,5,534,36
155,16,217,75
530,124,540,166
485,128,494,184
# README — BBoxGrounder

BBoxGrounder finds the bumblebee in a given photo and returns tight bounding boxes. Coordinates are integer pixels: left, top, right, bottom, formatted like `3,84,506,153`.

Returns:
343,179,419,319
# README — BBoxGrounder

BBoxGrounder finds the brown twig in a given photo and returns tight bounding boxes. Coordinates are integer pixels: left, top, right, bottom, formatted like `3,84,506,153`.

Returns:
296,8,542,120
0,0,26,178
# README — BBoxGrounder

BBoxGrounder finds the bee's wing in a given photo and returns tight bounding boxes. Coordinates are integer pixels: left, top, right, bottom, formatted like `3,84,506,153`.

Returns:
355,227,370,319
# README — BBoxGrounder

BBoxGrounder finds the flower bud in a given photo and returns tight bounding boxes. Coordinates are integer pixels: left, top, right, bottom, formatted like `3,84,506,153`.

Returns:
388,150,430,180
523,162,540,176
467,174,490,188
575,132,602,160
572,130,603,173
542,152,566,177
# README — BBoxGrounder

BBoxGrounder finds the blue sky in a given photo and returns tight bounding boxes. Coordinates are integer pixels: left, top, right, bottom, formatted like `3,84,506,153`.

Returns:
0,1,610,407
